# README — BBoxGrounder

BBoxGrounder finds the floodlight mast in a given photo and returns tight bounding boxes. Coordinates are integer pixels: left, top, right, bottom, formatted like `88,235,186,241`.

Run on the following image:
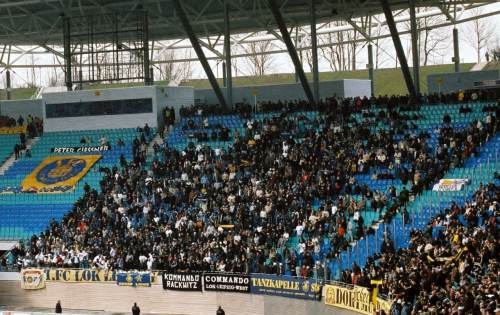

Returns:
409,1,420,95
62,11,151,90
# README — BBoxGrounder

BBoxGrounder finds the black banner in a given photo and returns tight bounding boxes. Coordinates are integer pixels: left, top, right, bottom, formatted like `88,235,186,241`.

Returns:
162,272,202,291
51,145,111,153
203,273,250,293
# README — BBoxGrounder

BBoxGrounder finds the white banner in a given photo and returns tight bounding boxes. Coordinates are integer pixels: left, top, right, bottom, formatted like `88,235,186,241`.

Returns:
20,269,46,290
432,179,469,192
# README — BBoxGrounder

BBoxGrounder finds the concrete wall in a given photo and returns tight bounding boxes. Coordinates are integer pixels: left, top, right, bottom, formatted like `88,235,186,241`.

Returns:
427,70,499,94
194,80,371,105
0,80,372,129
342,79,372,98
0,280,358,315
42,86,157,132
0,272,20,281
0,99,43,119
155,86,194,126
42,86,194,132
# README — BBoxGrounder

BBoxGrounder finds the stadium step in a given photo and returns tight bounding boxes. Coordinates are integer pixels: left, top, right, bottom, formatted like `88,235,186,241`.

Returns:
145,133,162,167
146,133,163,156
469,61,488,71
330,128,500,278
0,136,40,176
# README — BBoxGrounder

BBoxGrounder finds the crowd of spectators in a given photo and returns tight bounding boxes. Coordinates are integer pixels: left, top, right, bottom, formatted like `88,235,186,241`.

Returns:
0,114,42,160
179,91,499,119
0,115,16,128
0,114,43,136
5,95,498,314
11,96,497,276
342,183,499,315
181,117,232,143
179,103,253,118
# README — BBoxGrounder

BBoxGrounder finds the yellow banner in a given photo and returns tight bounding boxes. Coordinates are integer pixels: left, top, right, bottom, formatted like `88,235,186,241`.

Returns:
378,298,393,314
21,269,46,290
0,125,27,134
324,284,392,315
21,155,101,192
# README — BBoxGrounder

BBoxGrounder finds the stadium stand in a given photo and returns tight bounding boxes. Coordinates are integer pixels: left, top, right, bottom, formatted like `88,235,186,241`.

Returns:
1,94,499,314
0,134,19,165
339,182,499,314
0,126,154,239
5,96,495,258
1,0,499,313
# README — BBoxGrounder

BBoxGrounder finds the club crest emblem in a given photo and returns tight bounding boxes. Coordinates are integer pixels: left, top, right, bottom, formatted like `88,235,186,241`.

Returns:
36,158,87,184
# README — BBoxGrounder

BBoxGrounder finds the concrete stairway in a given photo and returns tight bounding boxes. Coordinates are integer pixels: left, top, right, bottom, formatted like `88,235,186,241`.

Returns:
0,136,40,176
146,134,164,157
470,61,488,71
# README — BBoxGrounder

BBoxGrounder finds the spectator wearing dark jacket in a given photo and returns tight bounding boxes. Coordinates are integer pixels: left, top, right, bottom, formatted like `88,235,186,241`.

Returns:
132,302,140,315
216,306,225,315
55,300,62,313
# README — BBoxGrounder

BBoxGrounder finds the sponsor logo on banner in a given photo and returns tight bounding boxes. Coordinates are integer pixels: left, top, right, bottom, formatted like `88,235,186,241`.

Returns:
51,145,111,153
116,271,151,287
162,272,202,291
203,273,250,293
21,269,45,290
432,178,469,191
324,284,392,315
0,125,27,135
21,155,101,193
251,274,322,300
45,268,116,282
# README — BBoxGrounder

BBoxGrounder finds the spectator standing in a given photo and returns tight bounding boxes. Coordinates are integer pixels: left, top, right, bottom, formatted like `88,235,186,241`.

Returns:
132,302,140,315
99,135,108,146
83,182,90,194
144,123,151,138
55,300,62,313
20,132,26,148
17,115,24,126
164,107,171,128
14,144,20,160
216,306,225,315
117,138,125,148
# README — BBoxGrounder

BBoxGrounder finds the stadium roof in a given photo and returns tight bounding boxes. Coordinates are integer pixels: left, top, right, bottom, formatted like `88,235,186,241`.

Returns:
0,0,495,45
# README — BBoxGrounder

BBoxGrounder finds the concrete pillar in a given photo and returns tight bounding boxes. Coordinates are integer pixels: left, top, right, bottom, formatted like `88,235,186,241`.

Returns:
409,2,420,94
6,70,11,100
310,0,319,104
367,44,374,96
63,17,72,91
453,28,460,73
224,1,233,107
